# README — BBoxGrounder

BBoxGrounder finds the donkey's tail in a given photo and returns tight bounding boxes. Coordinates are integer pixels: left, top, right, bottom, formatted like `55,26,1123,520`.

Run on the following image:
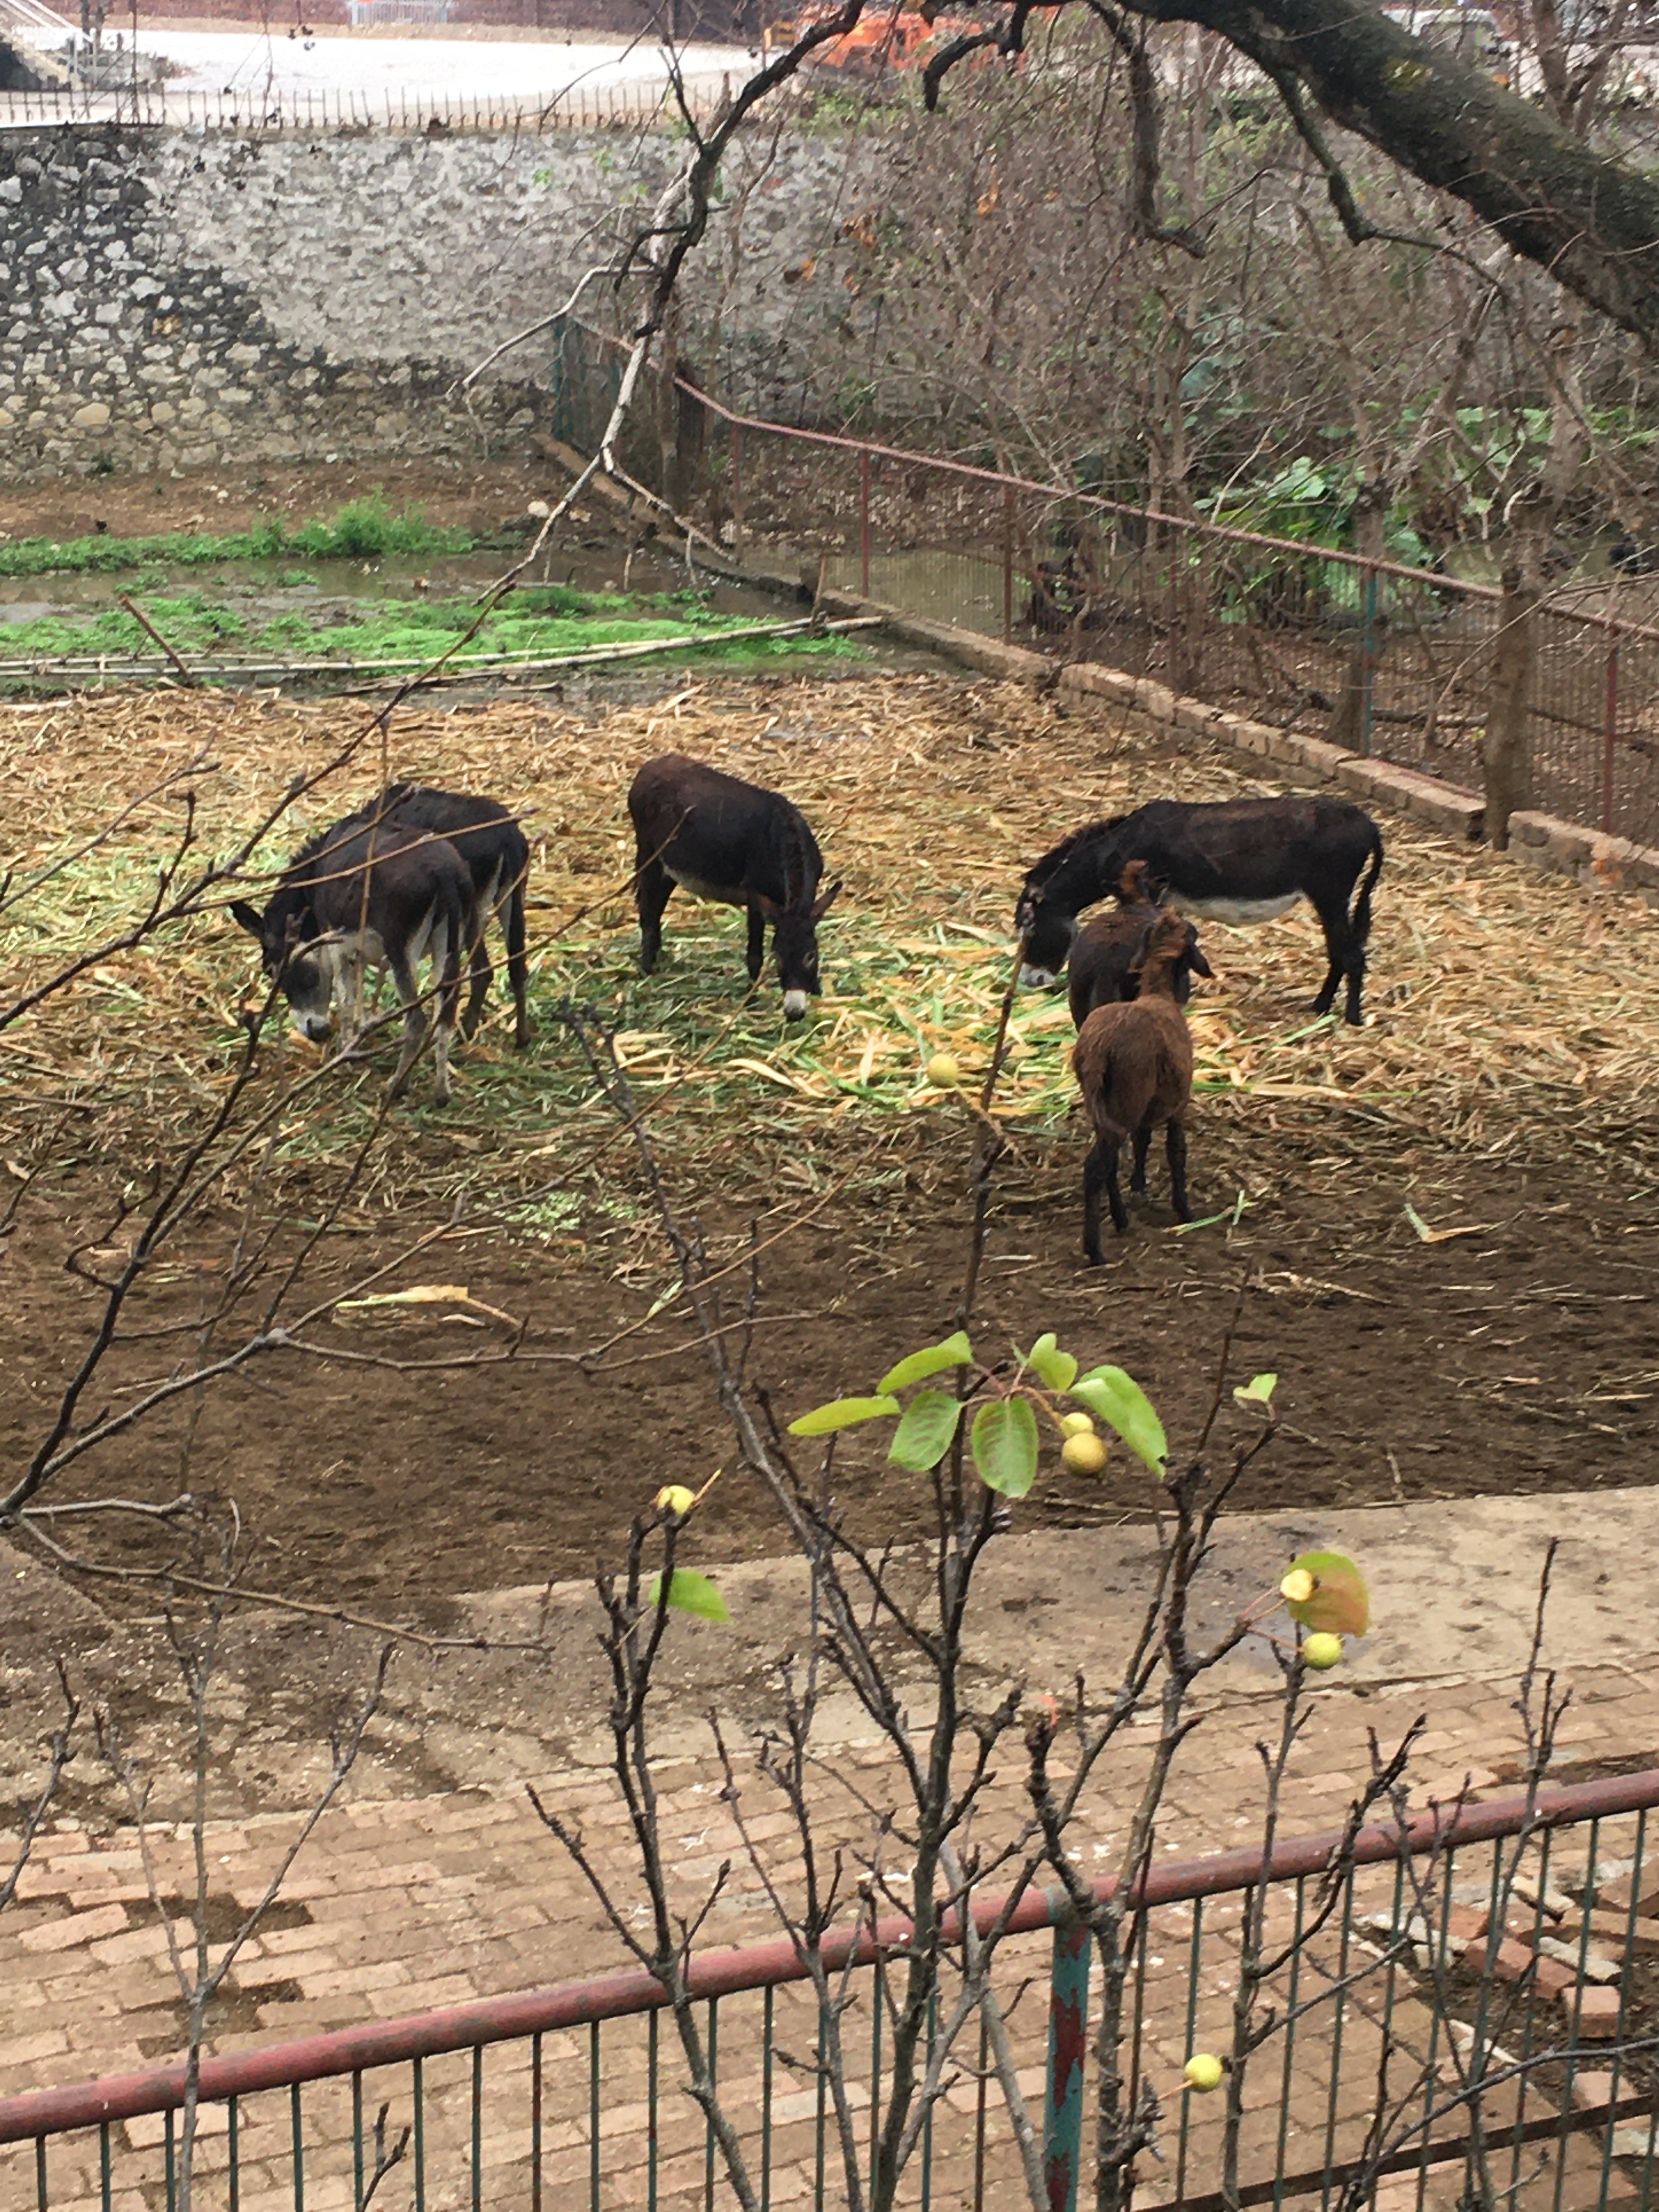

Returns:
1350,825,1384,945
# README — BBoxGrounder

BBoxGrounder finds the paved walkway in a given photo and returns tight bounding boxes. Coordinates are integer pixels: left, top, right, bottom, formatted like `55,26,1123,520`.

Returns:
5,1492,1659,2208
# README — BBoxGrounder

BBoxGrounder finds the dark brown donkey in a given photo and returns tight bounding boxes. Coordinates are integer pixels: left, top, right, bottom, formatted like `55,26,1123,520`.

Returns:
1073,907,1198,1259
627,753,841,1018
231,818,470,1104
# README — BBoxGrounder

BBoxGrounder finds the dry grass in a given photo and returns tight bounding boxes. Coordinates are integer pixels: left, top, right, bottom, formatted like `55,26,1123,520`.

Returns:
2,672,1657,1243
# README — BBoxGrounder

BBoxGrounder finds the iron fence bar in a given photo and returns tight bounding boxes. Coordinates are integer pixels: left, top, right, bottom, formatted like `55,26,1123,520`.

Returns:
972,2005,988,2212
413,2055,425,2212
1041,1912,1089,2212
870,1954,883,2190
704,1999,717,2212
352,2070,364,2210
648,2007,659,2212
228,2094,239,2212
33,2135,44,2211
814,2001,826,2212
761,1984,774,2212
1269,1874,1307,2210
532,2031,543,2212
921,1988,937,2212
290,2080,303,2212
165,2105,174,2210
1604,641,1620,832
1172,1897,1204,2207
1506,1823,1557,2202
1316,1872,1355,2212
99,2119,109,2211
471,2041,483,2212
589,2019,601,2212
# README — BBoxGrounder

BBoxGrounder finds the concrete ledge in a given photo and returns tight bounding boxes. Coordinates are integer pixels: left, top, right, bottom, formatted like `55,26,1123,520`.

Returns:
1508,810,1659,896
1335,756,1486,842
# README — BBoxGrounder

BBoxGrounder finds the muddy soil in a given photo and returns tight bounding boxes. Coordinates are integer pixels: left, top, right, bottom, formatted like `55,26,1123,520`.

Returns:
1,1143,1652,1623
0,452,572,549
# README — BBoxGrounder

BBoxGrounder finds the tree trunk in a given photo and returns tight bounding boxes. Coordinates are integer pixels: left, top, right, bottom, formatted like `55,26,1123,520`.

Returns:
1485,566,1536,849
1120,0,1659,352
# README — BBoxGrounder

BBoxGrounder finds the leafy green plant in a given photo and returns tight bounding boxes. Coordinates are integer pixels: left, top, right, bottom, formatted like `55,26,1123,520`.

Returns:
788,1323,1169,1493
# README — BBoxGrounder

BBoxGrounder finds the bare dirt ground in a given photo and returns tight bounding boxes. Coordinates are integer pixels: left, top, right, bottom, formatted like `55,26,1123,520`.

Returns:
1,671,1655,1615
0,452,568,546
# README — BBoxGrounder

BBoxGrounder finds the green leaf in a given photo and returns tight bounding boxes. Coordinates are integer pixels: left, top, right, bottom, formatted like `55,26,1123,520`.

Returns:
788,1395,901,1436
888,1391,963,1472
877,1331,973,1395
1069,1368,1167,1477
1023,1333,1079,1394
1282,1551,1369,1637
1233,1373,1278,1408
970,1397,1039,1497
647,1568,731,1624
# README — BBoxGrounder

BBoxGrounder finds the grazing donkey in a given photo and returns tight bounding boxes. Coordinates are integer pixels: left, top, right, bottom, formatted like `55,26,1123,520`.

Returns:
1017,794,1384,1026
230,818,470,1104
362,784,531,1047
627,753,842,1019
1073,906,1198,1258
1067,860,1212,1028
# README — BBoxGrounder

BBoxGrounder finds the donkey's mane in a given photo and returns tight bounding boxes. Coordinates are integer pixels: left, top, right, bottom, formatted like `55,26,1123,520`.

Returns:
1024,811,1130,888
284,787,419,877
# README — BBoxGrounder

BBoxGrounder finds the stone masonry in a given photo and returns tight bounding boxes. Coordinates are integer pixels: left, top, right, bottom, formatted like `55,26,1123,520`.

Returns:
0,118,876,481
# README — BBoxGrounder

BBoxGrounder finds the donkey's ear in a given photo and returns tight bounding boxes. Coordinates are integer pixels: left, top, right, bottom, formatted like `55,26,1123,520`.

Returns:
810,878,843,922
229,900,263,936
1187,937,1214,979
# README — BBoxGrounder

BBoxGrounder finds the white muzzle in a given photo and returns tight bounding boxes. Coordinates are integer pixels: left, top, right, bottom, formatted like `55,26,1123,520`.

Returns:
782,990,809,1020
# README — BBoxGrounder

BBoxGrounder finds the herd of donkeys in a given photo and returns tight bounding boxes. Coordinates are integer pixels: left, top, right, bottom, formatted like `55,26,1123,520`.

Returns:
230,753,1385,1260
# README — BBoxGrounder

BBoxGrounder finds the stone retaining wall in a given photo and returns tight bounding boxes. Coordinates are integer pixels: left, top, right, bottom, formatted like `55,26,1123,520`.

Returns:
0,121,866,481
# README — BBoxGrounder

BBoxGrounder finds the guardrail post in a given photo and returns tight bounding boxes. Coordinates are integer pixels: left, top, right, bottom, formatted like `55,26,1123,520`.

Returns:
1042,1913,1089,2212
860,448,872,599
1003,485,1015,643
1359,562,1378,758
730,422,744,560
1603,639,1620,833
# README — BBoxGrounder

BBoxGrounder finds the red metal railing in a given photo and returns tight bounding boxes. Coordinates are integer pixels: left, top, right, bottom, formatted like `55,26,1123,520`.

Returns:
653,364,1659,848
4,1764,1659,2212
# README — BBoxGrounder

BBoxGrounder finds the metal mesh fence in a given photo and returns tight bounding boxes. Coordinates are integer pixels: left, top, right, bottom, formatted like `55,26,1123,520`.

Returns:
626,365,1659,853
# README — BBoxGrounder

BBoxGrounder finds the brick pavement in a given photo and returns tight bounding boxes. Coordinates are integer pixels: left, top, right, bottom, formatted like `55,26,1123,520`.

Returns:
4,1654,1659,2209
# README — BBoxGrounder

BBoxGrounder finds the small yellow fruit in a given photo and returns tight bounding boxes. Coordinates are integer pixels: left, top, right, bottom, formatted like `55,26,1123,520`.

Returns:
1304,1632,1344,1672
1060,1411,1096,1437
1280,1567,1316,1606
1061,1431,1108,1475
1184,2053,1225,2093
926,1053,961,1088
655,1485,697,1516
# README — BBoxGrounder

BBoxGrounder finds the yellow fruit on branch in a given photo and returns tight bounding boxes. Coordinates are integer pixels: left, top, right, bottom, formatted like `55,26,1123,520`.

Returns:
1061,1431,1108,1475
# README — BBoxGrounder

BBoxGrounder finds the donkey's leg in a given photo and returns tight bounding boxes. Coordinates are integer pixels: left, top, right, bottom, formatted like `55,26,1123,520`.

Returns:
429,917,460,1108
746,902,766,983
459,872,494,1041
385,947,427,1101
1309,893,1351,1018
1130,1126,1152,1194
504,881,531,1048
636,858,673,975
1165,1118,1190,1221
1082,1133,1127,1264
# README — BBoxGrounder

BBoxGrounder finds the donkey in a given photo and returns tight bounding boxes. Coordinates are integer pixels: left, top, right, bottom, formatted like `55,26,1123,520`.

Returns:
1017,794,1384,1026
1067,860,1212,1028
358,784,531,1047
230,818,470,1104
627,753,842,1019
